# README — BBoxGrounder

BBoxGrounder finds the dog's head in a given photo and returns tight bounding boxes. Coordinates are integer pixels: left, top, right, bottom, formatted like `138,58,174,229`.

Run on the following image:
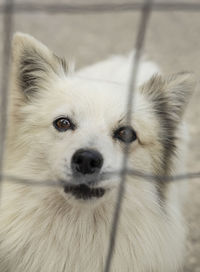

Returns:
8,33,195,204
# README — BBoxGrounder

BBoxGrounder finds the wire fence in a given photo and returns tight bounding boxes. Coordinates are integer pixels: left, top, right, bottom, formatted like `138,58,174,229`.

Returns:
0,0,14,201
0,0,200,271
1,2,200,13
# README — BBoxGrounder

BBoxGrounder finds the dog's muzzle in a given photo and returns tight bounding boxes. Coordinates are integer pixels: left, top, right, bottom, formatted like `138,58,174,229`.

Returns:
64,149,105,199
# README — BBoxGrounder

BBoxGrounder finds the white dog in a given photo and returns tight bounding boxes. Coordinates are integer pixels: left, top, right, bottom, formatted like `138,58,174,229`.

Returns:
0,33,195,272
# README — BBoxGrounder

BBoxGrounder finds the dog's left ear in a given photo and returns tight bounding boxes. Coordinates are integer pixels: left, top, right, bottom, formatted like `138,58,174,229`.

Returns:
141,72,196,123
165,72,196,121
11,32,67,99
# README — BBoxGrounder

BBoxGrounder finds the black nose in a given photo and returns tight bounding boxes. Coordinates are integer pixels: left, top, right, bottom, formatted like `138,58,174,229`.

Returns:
71,149,103,175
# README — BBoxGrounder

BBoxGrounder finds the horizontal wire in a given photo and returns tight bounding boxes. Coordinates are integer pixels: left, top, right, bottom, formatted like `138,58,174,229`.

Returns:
72,75,126,86
1,169,200,188
0,2,200,14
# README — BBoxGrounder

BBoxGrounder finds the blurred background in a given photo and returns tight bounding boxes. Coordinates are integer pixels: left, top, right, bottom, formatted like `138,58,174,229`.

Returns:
0,0,200,271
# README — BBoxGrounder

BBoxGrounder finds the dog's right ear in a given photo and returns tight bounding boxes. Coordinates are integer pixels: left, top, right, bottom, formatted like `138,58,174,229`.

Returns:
12,33,67,99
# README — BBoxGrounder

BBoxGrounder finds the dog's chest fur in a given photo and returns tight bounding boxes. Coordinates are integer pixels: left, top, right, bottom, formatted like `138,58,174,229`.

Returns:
0,184,184,272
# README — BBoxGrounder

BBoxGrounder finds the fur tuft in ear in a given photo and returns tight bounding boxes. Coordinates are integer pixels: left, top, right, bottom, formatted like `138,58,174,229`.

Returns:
12,33,67,98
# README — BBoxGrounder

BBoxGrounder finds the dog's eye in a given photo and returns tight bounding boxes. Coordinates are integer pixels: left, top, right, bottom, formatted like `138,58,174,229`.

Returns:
53,117,75,132
114,126,137,143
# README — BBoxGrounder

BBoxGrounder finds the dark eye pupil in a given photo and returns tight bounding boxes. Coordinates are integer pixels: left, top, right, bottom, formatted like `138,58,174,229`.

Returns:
114,126,137,143
59,119,69,127
53,118,74,132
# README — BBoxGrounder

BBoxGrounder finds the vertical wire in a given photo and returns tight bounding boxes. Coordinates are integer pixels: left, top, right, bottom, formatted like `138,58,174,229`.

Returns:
104,1,153,271
0,0,15,197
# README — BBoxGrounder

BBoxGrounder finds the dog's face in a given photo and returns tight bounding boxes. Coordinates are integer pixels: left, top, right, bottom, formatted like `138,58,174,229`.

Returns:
8,33,195,204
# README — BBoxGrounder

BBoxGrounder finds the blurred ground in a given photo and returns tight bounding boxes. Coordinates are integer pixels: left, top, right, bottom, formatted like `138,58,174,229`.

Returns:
0,0,200,271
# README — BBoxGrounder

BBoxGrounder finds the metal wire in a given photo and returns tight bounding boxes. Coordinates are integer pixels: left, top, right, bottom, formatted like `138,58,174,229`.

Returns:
0,0,15,200
2,170,200,188
104,1,153,270
0,2,200,14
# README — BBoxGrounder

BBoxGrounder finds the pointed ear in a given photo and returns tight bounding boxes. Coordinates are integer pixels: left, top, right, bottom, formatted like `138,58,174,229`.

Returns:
11,32,67,99
141,72,196,123
165,72,196,120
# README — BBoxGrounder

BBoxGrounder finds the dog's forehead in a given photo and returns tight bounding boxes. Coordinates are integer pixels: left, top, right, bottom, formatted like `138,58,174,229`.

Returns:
50,77,144,120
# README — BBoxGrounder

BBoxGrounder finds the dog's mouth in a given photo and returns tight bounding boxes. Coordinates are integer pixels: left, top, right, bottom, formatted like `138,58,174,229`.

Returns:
64,184,105,200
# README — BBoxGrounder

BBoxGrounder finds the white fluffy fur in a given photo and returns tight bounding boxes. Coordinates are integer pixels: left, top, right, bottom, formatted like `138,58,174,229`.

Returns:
0,33,194,272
